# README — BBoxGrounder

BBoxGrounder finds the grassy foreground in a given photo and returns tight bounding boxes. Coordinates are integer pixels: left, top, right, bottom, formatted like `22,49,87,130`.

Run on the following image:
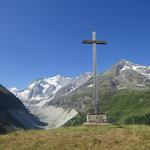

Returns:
0,125,150,150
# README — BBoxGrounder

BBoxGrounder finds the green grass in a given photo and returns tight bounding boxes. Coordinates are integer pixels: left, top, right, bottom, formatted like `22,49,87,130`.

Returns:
65,89,150,126
0,125,150,150
106,90,150,124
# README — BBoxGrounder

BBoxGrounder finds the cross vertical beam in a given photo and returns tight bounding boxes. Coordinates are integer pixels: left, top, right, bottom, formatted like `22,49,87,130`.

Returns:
92,32,99,114
82,32,107,114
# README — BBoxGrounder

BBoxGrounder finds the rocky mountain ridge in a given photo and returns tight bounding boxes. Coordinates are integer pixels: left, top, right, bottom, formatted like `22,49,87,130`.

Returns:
10,73,92,128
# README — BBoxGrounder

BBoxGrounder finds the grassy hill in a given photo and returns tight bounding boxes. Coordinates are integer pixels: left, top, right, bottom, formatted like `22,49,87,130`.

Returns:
0,125,149,150
106,89,150,124
65,89,150,126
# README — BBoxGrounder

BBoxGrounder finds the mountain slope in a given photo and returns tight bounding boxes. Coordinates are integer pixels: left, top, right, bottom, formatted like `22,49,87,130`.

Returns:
0,84,47,133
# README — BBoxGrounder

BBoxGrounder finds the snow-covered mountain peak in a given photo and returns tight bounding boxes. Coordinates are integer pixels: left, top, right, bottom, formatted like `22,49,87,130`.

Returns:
108,60,150,81
9,87,18,95
72,72,92,88
11,73,92,104
16,75,72,102
117,59,149,69
120,61,150,74
43,75,72,86
116,59,138,67
74,72,93,80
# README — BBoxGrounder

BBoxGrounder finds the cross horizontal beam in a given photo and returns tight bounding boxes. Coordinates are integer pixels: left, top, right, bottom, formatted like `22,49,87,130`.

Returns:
82,40,107,45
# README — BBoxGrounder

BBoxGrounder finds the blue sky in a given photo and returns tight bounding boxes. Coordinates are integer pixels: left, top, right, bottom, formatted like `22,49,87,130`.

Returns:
0,0,150,89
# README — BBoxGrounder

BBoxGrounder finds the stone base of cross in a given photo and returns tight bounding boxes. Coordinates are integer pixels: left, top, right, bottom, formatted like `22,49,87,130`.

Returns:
84,113,109,125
